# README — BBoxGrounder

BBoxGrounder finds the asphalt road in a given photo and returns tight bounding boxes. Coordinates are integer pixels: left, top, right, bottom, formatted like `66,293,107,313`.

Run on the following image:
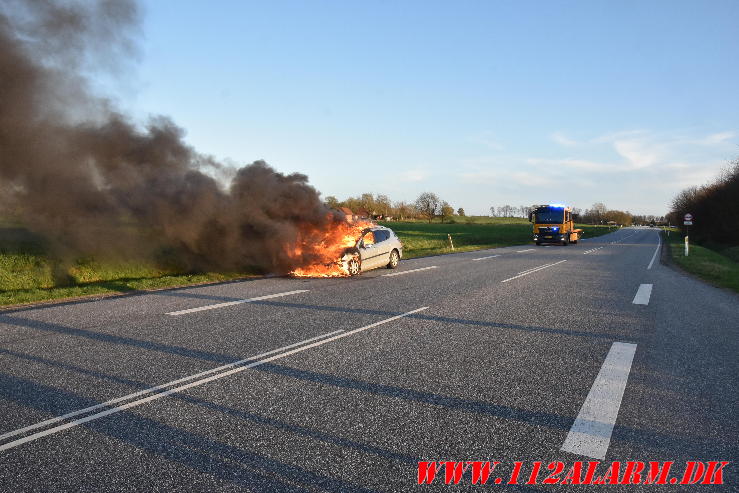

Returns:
0,227,737,492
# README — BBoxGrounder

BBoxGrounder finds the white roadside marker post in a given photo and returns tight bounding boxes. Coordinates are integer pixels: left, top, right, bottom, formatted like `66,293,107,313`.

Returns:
448,233,455,251
684,235,689,256
683,213,693,257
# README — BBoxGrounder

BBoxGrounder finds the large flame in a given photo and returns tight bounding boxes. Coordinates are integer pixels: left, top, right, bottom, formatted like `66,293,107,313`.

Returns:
289,218,374,277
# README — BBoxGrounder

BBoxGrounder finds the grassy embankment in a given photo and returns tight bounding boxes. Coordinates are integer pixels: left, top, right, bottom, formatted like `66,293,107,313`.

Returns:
0,224,249,307
1,217,616,307
379,216,615,259
665,228,739,293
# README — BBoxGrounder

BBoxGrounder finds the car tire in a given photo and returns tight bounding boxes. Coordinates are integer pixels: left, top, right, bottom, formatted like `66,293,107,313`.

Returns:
387,249,400,269
535,241,541,246
347,258,361,276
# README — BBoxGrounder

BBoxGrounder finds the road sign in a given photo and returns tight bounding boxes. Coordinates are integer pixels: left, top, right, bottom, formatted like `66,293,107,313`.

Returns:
684,220,693,225
684,213,693,221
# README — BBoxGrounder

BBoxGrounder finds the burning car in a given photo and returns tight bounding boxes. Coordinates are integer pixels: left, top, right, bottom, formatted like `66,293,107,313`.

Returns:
289,222,403,277
340,226,403,275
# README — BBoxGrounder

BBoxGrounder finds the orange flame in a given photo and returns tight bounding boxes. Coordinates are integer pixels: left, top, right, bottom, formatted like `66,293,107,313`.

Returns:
288,218,373,277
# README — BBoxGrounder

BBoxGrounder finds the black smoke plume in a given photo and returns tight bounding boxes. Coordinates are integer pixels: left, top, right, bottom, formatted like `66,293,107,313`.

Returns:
0,0,343,275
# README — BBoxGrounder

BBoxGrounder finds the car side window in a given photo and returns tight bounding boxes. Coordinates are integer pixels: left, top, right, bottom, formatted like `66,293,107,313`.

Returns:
363,231,376,246
374,230,389,242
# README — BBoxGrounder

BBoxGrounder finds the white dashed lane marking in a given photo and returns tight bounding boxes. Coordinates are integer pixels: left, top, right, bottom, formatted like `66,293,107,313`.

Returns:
561,342,637,460
383,266,438,277
632,284,653,305
472,255,500,261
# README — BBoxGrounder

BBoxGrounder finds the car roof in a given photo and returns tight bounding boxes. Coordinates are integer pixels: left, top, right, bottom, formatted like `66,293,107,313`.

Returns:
370,226,395,233
360,225,393,236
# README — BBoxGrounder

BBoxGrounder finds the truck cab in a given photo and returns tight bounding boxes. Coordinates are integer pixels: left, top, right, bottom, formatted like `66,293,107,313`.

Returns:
529,204,582,246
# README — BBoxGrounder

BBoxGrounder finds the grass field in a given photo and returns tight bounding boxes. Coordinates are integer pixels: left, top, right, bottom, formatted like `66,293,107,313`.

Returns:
1,220,616,307
666,230,739,294
379,219,615,259
0,226,249,307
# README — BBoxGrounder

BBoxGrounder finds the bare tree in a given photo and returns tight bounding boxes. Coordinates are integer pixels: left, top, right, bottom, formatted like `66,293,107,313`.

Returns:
415,192,441,223
592,202,607,223
360,193,375,214
393,201,413,220
374,194,391,218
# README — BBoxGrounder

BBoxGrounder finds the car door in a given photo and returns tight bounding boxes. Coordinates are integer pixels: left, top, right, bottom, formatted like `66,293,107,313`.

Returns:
372,229,392,266
359,230,381,270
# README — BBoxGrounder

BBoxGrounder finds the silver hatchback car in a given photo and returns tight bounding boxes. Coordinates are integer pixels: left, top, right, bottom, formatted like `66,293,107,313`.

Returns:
341,226,403,275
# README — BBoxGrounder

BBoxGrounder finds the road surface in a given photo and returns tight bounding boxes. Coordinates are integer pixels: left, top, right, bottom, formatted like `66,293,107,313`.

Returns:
0,228,737,491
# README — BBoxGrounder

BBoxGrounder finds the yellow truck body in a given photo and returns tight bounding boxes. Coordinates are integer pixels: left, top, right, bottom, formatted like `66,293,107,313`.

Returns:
529,204,582,246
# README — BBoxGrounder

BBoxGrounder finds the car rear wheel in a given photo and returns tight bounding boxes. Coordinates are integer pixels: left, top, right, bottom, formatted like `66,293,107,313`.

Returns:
347,258,361,276
387,250,400,269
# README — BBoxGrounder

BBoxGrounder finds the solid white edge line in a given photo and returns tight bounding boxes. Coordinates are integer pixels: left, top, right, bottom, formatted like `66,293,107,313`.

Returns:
632,284,653,305
166,289,309,316
561,342,637,460
647,233,661,270
472,255,500,261
383,266,437,277
0,328,342,442
0,307,428,452
501,260,567,283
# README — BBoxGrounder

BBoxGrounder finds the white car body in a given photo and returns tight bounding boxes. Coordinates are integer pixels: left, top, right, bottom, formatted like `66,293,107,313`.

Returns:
341,226,403,275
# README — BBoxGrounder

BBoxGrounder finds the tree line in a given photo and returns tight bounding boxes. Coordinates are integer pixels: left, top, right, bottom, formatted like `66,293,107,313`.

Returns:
578,203,647,226
489,205,532,218
326,192,665,226
489,202,663,226
324,192,459,223
667,158,739,245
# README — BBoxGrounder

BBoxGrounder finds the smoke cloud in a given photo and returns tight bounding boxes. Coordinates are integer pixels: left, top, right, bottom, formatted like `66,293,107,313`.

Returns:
0,0,344,274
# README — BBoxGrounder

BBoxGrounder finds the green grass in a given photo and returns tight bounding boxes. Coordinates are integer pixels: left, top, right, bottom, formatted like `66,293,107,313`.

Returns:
666,231,739,293
378,220,615,259
0,219,619,307
0,226,252,307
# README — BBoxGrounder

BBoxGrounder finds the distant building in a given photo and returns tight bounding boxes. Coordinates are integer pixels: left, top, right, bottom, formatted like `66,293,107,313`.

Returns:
339,207,360,223
337,207,376,223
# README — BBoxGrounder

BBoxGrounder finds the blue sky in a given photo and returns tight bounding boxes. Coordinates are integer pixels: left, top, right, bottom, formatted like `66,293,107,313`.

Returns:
112,0,738,216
